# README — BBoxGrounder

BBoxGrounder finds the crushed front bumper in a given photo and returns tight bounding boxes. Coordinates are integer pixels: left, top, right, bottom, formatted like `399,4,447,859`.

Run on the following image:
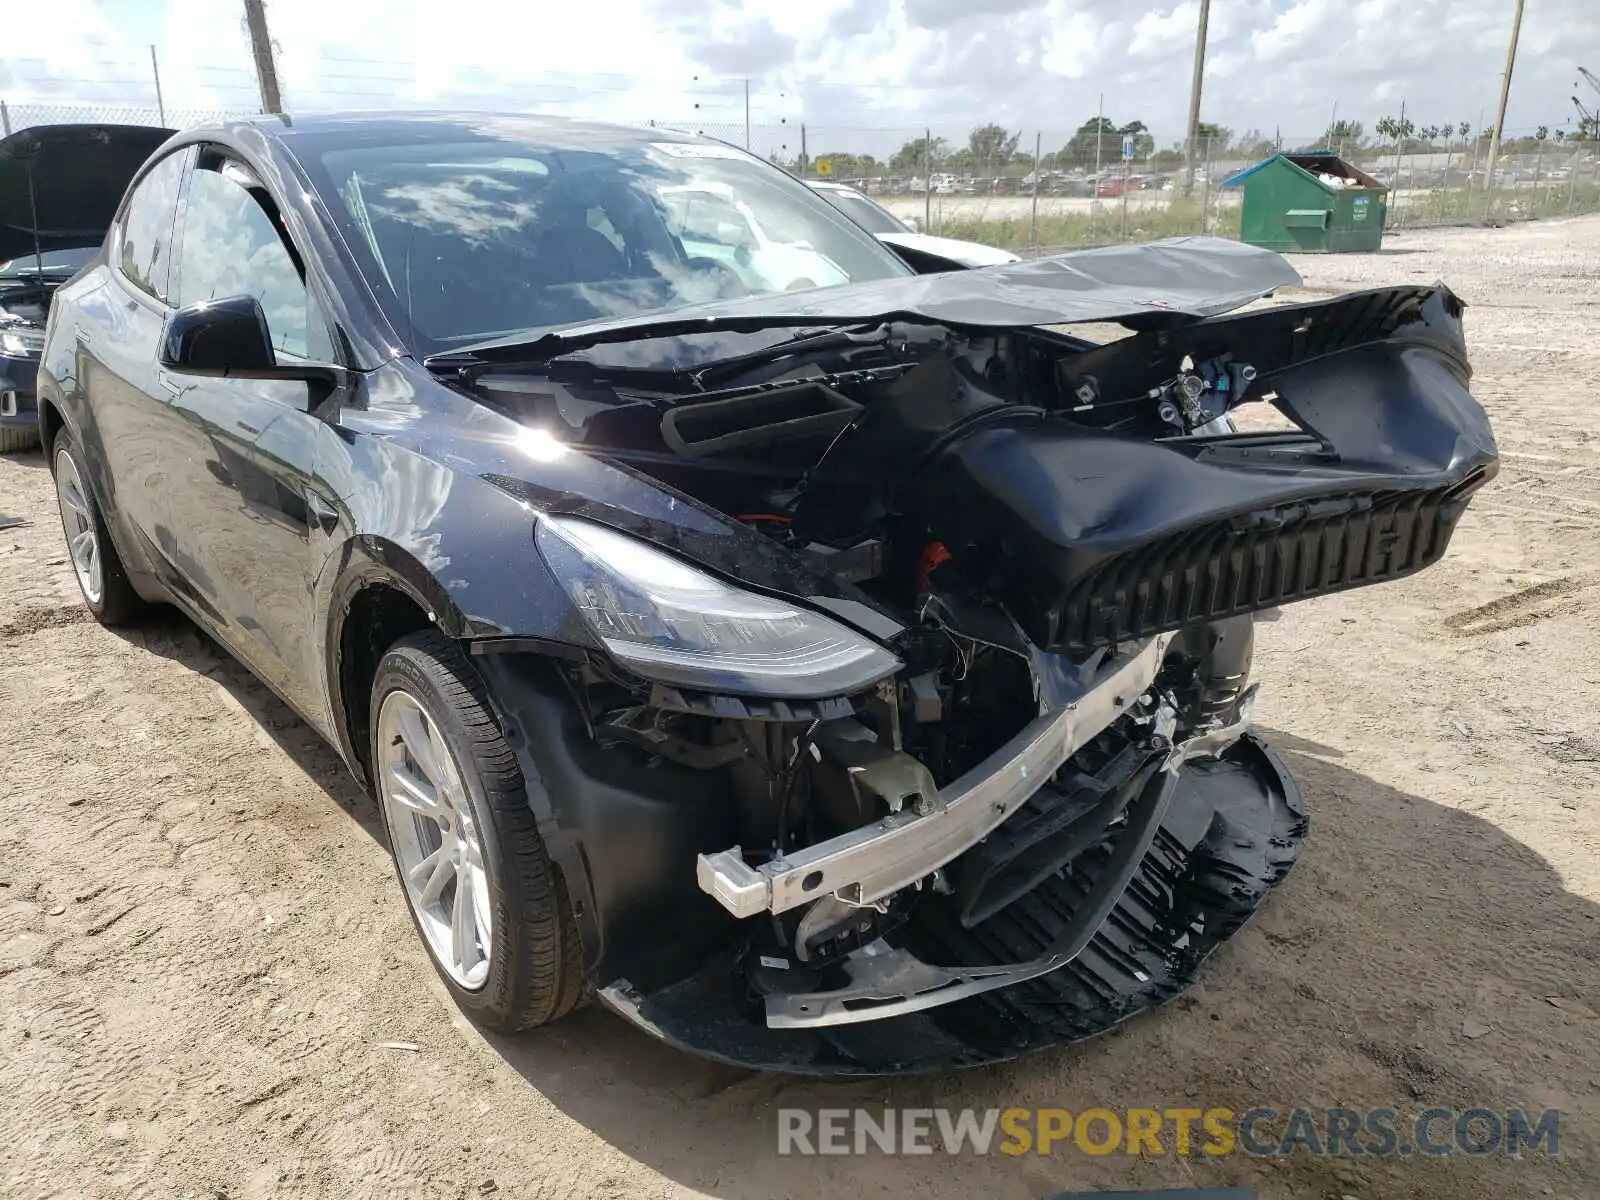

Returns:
600,732,1304,1076
696,635,1170,920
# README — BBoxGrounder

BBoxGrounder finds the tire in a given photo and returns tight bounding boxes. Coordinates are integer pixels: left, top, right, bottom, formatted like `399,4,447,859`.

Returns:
50,427,145,624
0,425,40,453
370,630,584,1031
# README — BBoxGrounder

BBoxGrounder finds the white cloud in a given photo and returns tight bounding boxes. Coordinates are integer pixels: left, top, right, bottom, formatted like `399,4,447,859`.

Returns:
1128,3,1198,59
2,0,1596,156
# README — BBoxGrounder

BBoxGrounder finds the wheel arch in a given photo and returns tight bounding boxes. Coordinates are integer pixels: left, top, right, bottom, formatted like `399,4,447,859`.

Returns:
37,392,66,456
321,537,473,787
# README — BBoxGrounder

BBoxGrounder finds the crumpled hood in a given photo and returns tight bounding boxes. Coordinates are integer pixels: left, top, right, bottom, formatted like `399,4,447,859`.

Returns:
440,236,1303,363
0,124,175,262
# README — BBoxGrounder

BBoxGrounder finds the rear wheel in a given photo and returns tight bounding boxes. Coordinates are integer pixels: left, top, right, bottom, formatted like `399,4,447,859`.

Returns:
370,631,584,1030
51,428,144,624
0,425,40,453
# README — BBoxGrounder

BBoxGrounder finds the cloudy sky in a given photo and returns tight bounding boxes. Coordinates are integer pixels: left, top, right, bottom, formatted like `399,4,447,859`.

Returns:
5,0,1598,157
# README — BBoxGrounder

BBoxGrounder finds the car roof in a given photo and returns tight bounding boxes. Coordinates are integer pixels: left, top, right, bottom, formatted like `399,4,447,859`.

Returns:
190,110,715,157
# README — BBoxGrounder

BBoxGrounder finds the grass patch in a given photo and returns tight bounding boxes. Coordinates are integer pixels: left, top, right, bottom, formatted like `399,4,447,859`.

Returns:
935,199,1230,252
928,185,1600,251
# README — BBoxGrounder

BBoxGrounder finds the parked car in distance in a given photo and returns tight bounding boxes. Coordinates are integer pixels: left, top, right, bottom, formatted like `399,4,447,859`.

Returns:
658,182,849,292
806,179,1019,269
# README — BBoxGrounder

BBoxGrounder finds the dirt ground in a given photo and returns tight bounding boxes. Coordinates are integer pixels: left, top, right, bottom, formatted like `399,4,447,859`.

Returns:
2,217,1598,1200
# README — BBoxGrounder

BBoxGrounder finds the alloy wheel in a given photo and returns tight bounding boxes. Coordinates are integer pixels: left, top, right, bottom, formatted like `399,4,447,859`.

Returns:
53,448,103,606
376,689,493,989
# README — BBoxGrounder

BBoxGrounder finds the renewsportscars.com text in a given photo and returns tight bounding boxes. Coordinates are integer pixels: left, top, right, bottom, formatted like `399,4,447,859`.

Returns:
776,1106,1560,1158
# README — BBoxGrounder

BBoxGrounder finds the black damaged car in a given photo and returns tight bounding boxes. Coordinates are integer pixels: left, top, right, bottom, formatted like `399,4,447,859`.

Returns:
27,113,1496,1075
0,124,174,451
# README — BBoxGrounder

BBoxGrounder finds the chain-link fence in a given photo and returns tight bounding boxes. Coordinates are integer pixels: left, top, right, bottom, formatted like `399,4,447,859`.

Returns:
0,101,257,135
7,99,1598,255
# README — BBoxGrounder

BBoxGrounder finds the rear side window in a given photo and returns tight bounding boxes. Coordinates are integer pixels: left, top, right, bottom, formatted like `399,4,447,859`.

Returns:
117,150,189,302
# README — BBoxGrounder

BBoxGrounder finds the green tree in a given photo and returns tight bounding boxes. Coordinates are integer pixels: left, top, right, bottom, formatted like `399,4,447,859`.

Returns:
1375,114,1415,145
812,151,879,179
1119,120,1155,159
889,135,948,174
1061,116,1117,169
1194,121,1232,152
1323,119,1365,147
966,123,1022,175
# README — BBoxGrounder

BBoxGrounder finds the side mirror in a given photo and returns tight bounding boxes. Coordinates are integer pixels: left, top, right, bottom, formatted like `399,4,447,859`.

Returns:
902,216,921,233
159,294,346,397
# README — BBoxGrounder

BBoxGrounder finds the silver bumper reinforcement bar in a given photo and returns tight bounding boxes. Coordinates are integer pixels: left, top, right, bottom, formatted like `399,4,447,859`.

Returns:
764,706,1254,1029
696,635,1171,920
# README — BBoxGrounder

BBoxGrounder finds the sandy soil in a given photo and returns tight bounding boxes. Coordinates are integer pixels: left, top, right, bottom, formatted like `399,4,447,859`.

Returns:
2,217,1598,1200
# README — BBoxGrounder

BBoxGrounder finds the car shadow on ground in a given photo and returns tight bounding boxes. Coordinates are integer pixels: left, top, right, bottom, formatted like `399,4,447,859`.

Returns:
112,610,384,845
111,618,1596,1199
468,735,1595,1198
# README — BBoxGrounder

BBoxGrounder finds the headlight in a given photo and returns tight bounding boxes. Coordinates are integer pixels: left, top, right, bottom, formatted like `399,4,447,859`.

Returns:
535,514,901,698
0,327,44,357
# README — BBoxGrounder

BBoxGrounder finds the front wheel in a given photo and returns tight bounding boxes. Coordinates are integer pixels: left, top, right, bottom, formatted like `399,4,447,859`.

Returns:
370,631,584,1031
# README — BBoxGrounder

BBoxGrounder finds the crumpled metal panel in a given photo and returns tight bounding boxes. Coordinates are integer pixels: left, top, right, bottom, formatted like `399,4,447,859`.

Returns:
431,237,1305,362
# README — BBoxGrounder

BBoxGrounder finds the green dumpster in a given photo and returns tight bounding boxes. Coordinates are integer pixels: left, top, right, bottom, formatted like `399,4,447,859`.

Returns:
1225,150,1389,253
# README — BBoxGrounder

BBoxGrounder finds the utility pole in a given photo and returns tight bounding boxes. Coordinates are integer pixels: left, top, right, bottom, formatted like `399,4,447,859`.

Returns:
922,127,931,233
243,0,284,115
150,45,167,126
1182,0,1211,193
1093,91,1104,177
743,79,750,150
1482,0,1526,197
1029,130,1041,250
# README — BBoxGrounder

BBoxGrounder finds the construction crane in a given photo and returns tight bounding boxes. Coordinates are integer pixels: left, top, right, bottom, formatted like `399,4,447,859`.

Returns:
1574,66,1600,141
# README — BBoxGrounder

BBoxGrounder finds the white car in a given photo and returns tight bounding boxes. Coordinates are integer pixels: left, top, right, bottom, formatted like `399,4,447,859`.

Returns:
806,180,1019,270
657,182,849,292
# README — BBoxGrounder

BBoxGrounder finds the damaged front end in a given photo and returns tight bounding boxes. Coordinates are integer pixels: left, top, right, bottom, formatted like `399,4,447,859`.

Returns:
459,248,1495,1075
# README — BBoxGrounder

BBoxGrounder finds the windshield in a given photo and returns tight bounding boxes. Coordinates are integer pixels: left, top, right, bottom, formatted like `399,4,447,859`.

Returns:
814,188,908,236
306,128,910,356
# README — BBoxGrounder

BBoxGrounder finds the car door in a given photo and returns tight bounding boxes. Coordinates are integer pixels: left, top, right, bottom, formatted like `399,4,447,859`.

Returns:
74,146,193,553
162,149,345,720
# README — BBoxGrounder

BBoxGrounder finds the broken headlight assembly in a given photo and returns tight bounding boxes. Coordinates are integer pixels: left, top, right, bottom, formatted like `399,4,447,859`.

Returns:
535,514,901,698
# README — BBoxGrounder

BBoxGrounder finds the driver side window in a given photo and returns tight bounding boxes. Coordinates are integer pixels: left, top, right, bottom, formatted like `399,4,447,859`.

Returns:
172,161,311,359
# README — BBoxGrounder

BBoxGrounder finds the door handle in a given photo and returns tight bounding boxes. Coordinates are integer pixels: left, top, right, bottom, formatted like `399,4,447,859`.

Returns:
304,489,340,534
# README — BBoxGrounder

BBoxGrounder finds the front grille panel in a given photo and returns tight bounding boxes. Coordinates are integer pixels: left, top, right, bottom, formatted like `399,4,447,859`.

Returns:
1047,471,1490,652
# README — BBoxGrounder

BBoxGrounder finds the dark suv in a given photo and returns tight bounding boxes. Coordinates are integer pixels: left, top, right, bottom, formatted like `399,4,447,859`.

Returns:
1,123,173,451
1,248,95,450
